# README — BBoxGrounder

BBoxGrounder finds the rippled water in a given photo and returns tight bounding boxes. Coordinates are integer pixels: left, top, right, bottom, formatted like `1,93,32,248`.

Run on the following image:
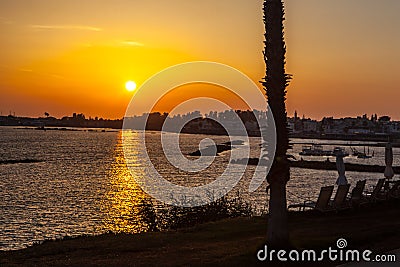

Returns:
0,127,397,250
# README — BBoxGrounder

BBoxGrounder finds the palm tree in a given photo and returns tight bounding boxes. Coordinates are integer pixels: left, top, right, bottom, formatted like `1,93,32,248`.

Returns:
262,0,291,247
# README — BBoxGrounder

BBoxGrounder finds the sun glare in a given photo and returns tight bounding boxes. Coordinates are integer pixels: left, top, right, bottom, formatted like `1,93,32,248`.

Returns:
125,81,137,92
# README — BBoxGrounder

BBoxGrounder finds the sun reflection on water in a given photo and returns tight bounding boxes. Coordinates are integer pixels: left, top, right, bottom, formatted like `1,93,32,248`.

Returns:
101,131,154,233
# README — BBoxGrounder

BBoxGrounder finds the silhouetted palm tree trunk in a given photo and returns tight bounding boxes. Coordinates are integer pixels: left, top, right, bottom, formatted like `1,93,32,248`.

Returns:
262,0,291,247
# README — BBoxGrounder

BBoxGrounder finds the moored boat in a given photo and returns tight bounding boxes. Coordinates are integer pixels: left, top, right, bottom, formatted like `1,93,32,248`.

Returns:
299,144,348,157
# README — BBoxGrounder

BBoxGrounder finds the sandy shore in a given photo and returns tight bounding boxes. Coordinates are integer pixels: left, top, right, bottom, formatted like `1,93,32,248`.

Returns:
1,199,400,266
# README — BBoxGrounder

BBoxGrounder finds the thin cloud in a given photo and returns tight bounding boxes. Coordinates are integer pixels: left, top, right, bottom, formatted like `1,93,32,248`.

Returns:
0,16,13,24
0,65,12,70
49,74,65,80
19,68,33,72
30,24,102,32
120,41,144,47
18,68,65,79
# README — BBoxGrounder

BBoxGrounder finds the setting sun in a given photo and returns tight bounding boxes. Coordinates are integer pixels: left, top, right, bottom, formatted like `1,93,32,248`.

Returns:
125,81,137,92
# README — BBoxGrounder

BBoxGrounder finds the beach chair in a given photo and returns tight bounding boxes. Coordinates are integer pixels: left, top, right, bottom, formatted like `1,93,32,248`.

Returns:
348,180,366,207
386,181,400,199
288,186,334,212
384,180,391,192
331,184,351,210
366,178,386,202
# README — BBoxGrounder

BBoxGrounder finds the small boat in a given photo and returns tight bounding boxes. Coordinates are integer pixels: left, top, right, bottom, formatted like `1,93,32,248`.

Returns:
350,147,361,157
299,144,328,156
357,153,372,159
357,147,374,159
332,147,349,157
299,144,348,157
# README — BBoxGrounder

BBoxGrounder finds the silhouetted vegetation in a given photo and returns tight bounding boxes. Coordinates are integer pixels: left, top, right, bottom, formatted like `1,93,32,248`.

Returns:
0,113,122,129
134,196,253,232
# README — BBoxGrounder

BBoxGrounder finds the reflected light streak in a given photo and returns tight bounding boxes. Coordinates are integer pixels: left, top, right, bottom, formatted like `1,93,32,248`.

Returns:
101,131,155,233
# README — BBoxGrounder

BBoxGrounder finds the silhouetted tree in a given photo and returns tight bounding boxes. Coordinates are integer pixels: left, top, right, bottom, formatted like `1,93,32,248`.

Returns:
262,0,291,247
44,112,49,118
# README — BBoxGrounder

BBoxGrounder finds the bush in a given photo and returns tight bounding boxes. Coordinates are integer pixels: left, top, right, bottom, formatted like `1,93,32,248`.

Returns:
136,195,253,231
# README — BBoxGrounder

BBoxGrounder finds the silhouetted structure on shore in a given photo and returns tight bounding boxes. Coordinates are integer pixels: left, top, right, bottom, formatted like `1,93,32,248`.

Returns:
0,113,122,129
1,111,400,141
288,112,400,141
123,110,263,136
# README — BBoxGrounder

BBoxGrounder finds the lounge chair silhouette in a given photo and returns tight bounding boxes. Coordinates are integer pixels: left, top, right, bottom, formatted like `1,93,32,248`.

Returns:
288,186,334,212
386,180,400,200
331,184,351,210
366,178,386,202
348,180,366,207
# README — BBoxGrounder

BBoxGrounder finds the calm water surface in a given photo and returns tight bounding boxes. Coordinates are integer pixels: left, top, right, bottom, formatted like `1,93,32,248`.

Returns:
0,127,397,250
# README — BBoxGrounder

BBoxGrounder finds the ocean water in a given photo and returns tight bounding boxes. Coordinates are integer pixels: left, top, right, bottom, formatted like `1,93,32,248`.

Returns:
0,127,396,250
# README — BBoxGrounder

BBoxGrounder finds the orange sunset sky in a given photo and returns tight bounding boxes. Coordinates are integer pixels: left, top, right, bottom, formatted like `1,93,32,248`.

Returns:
1,0,399,120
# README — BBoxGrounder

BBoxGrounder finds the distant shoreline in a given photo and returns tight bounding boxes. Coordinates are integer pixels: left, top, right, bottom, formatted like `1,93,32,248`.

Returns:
1,113,399,143
2,125,399,146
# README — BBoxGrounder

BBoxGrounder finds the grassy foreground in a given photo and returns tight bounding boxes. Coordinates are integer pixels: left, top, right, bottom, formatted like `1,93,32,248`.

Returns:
1,200,400,266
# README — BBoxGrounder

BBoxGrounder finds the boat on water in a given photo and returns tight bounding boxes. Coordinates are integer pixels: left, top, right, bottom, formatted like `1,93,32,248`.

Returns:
351,146,374,159
332,147,349,157
357,153,373,159
299,144,326,156
299,144,349,157
350,147,361,157
358,147,374,159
